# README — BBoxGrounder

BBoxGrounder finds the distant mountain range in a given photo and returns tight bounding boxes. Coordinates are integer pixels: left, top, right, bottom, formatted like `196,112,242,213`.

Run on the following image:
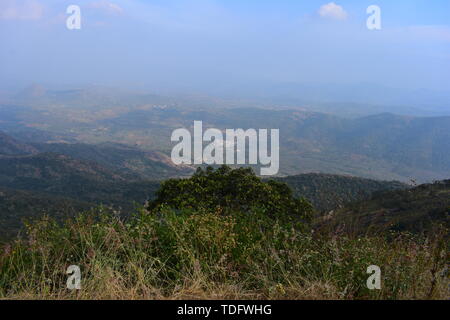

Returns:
239,82,450,117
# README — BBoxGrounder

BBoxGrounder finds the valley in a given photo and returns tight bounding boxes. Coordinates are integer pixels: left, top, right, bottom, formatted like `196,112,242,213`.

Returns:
2,86,449,240
1,86,450,183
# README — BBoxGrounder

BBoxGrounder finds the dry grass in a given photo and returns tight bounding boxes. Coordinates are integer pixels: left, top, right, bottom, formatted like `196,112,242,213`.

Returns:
1,208,448,300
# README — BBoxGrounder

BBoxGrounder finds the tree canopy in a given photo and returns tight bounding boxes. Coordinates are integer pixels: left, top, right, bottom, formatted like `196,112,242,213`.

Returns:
147,165,313,223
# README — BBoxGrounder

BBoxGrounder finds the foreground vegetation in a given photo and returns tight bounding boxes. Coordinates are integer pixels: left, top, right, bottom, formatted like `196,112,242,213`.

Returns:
0,167,448,300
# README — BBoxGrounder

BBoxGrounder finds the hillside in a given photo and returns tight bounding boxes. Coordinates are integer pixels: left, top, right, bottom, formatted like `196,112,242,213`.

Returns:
0,188,92,242
275,173,407,212
337,113,450,176
0,152,129,186
33,141,193,180
0,152,160,206
0,131,38,156
317,180,450,235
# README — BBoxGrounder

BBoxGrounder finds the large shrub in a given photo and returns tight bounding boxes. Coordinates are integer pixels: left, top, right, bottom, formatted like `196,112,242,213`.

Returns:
147,165,313,224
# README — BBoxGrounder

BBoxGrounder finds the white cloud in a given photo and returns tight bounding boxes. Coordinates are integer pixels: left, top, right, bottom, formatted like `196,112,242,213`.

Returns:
89,0,124,15
0,0,44,20
318,2,348,21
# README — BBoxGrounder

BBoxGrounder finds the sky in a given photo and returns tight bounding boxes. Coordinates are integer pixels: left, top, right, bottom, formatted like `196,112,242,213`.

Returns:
0,0,449,94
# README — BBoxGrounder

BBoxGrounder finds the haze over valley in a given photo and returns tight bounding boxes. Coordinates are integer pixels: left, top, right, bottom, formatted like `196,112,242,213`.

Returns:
1,84,450,183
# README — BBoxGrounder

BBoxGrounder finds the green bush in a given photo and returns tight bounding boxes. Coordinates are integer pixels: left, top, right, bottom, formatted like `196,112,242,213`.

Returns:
147,166,313,226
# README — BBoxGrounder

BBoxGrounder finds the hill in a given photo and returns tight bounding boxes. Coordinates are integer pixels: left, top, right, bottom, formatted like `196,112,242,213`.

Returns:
336,113,450,177
0,152,160,206
317,180,450,235
33,141,193,180
0,131,38,156
0,151,161,239
275,173,407,212
0,187,92,242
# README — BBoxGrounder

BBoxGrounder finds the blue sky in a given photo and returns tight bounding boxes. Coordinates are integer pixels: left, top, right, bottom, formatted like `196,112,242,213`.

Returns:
0,0,449,93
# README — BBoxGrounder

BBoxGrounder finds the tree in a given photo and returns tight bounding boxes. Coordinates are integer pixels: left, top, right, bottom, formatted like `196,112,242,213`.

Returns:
147,165,313,224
